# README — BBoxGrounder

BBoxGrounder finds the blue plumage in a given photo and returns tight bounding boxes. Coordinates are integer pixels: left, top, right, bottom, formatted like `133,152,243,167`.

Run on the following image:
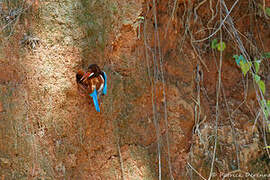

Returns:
90,89,100,112
76,64,107,112
89,71,107,112
102,71,107,95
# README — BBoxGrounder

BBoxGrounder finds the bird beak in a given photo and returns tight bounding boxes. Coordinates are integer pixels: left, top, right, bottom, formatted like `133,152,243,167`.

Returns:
80,72,94,82
88,72,94,78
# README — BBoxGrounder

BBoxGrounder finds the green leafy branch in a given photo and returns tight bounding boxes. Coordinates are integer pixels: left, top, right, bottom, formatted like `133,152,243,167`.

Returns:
260,100,270,138
258,4,270,17
261,100,270,119
233,53,270,148
233,55,265,94
211,39,226,52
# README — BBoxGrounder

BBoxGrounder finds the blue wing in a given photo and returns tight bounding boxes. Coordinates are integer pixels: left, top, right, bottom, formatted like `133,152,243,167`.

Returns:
102,71,107,95
90,89,100,112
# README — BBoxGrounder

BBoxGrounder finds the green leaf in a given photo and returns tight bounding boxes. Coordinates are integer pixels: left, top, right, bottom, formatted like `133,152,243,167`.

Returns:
137,16,144,20
266,101,270,120
254,74,261,83
211,39,218,49
265,146,270,149
258,4,263,10
266,7,270,17
233,55,240,65
254,60,261,73
217,41,226,51
261,100,269,119
258,80,266,94
259,4,270,17
262,52,270,58
239,61,250,76
267,100,270,106
233,55,239,60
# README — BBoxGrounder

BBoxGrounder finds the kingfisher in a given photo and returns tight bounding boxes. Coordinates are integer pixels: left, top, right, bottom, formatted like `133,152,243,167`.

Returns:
76,64,107,112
